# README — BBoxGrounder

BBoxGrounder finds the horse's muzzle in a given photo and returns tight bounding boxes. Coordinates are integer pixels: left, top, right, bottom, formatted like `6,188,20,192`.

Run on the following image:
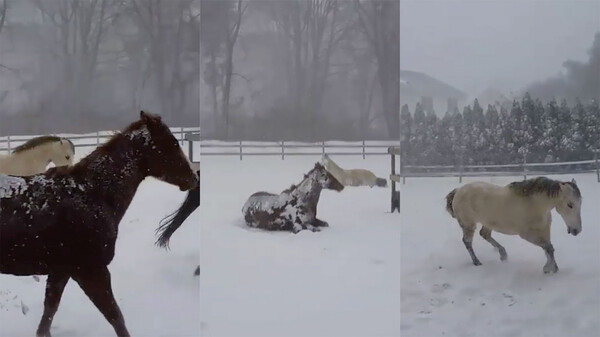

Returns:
567,228,580,236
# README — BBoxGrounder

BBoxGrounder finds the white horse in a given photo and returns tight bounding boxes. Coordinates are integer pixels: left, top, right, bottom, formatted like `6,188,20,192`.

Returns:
321,154,387,187
0,136,75,176
445,177,582,274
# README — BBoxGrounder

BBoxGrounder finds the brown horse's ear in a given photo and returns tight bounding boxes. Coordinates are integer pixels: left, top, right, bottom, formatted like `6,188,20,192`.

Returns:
571,178,577,185
140,110,147,119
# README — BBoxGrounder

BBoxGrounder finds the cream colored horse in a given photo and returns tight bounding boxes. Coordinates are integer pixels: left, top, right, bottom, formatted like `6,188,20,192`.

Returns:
446,177,582,274
0,136,75,176
321,154,387,187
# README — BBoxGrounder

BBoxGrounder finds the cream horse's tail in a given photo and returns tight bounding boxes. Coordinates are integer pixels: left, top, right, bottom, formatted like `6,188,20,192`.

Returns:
321,154,387,188
445,188,457,218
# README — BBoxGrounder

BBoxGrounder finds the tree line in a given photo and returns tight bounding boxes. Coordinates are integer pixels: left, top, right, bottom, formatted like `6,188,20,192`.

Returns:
400,94,600,166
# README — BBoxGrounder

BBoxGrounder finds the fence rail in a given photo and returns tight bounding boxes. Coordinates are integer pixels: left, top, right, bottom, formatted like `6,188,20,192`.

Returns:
393,153,600,183
199,140,400,159
0,127,201,162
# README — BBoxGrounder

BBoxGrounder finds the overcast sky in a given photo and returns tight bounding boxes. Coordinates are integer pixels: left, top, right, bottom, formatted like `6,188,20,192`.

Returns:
400,0,600,98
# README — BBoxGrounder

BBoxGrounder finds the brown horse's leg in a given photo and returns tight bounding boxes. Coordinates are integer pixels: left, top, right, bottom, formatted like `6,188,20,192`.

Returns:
72,266,130,337
36,273,70,337
460,223,481,266
479,227,507,261
313,219,329,227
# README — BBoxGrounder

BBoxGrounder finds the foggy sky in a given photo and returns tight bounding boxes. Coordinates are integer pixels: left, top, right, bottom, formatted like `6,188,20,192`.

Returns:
400,0,600,99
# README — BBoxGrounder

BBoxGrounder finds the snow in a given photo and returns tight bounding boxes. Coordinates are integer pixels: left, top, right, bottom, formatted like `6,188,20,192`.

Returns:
200,156,400,336
0,179,200,336
2,151,596,337
0,175,28,198
401,173,600,337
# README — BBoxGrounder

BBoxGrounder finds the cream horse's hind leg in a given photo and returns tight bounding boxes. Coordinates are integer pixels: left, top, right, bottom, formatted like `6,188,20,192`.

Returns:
460,222,482,266
479,227,507,261
519,229,558,274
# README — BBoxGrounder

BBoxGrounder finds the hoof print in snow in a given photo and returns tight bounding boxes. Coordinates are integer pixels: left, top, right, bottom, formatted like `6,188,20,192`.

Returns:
20,301,29,315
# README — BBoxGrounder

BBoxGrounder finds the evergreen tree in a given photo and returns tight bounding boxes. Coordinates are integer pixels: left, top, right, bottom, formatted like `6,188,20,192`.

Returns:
409,103,427,164
498,104,513,163
542,99,573,161
471,99,486,164
422,111,440,164
399,104,412,160
448,109,464,167
483,104,502,164
437,112,454,165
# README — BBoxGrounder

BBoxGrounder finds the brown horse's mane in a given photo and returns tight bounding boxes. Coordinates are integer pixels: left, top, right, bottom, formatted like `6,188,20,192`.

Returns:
282,163,326,194
65,116,153,175
507,177,581,198
12,136,67,154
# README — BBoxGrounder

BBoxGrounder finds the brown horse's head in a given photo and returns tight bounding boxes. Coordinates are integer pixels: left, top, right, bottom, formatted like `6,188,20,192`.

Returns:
138,111,198,191
314,162,344,192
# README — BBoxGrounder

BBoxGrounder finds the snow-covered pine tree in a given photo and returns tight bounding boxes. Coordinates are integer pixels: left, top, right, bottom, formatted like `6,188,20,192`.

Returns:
449,107,465,167
437,112,455,165
399,104,412,161
471,99,486,164
409,103,427,165
484,104,502,164
423,111,440,164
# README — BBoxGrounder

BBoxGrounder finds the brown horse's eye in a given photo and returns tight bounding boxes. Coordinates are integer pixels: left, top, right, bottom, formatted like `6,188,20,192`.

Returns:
567,203,573,209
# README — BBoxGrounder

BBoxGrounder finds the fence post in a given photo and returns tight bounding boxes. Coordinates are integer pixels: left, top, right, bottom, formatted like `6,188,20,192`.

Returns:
322,141,325,155
458,154,463,183
362,140,366,159
96,131,100,146
523,152,527,180
239,140,242,160
7,135,11,152
595,150,599,183
180,127,184,146
281,141,285,160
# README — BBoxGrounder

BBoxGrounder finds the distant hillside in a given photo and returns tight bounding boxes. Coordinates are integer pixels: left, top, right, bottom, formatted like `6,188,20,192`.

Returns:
400,70,467,115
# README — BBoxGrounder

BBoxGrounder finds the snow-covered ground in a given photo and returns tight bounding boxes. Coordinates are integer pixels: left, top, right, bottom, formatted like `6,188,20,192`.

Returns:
0,179,200,336
199,156,401,337
401,173,600,337
2,150,597,337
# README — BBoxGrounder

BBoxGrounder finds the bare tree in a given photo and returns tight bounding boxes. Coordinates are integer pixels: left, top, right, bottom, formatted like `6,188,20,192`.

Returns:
355,0,399,138
0,0,7,35
33,0,122,117
266,0,348,138
130,0,199,122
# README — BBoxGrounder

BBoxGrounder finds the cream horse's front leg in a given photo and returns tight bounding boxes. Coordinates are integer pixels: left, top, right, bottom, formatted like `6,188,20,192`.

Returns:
519,226,558,274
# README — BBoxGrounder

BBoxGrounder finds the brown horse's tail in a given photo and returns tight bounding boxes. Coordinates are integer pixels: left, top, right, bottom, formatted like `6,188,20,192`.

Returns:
446,188,457,218
375,177,387,187
155,171,200,249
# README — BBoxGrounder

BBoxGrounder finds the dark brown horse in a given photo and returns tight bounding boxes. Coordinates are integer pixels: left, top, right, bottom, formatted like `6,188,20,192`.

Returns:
0,111,198,337
242,162,344,233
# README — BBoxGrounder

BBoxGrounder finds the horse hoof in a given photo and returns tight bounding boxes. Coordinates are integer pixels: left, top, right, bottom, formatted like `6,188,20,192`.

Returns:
473,260,482,266
311,227,321,232
543,265,558,274
500,255,508,262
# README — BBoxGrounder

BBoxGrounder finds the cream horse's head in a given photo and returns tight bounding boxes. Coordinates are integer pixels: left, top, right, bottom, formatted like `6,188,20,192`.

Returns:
11,136,75,171
47,138,76,167
555,179,582,236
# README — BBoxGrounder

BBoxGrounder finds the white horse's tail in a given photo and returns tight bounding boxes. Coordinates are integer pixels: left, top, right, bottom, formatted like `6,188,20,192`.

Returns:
446,188,457,218
375,177,387,187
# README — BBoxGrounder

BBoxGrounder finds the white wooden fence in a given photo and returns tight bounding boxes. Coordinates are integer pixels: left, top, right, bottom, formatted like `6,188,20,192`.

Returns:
199,140,400,159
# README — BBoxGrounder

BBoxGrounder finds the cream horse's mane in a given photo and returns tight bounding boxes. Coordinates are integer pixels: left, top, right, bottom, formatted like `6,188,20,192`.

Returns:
320,154,387,187
0,136,75,176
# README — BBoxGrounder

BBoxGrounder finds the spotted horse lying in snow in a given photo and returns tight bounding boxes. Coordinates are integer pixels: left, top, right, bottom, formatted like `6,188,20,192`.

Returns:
242,162,344,234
